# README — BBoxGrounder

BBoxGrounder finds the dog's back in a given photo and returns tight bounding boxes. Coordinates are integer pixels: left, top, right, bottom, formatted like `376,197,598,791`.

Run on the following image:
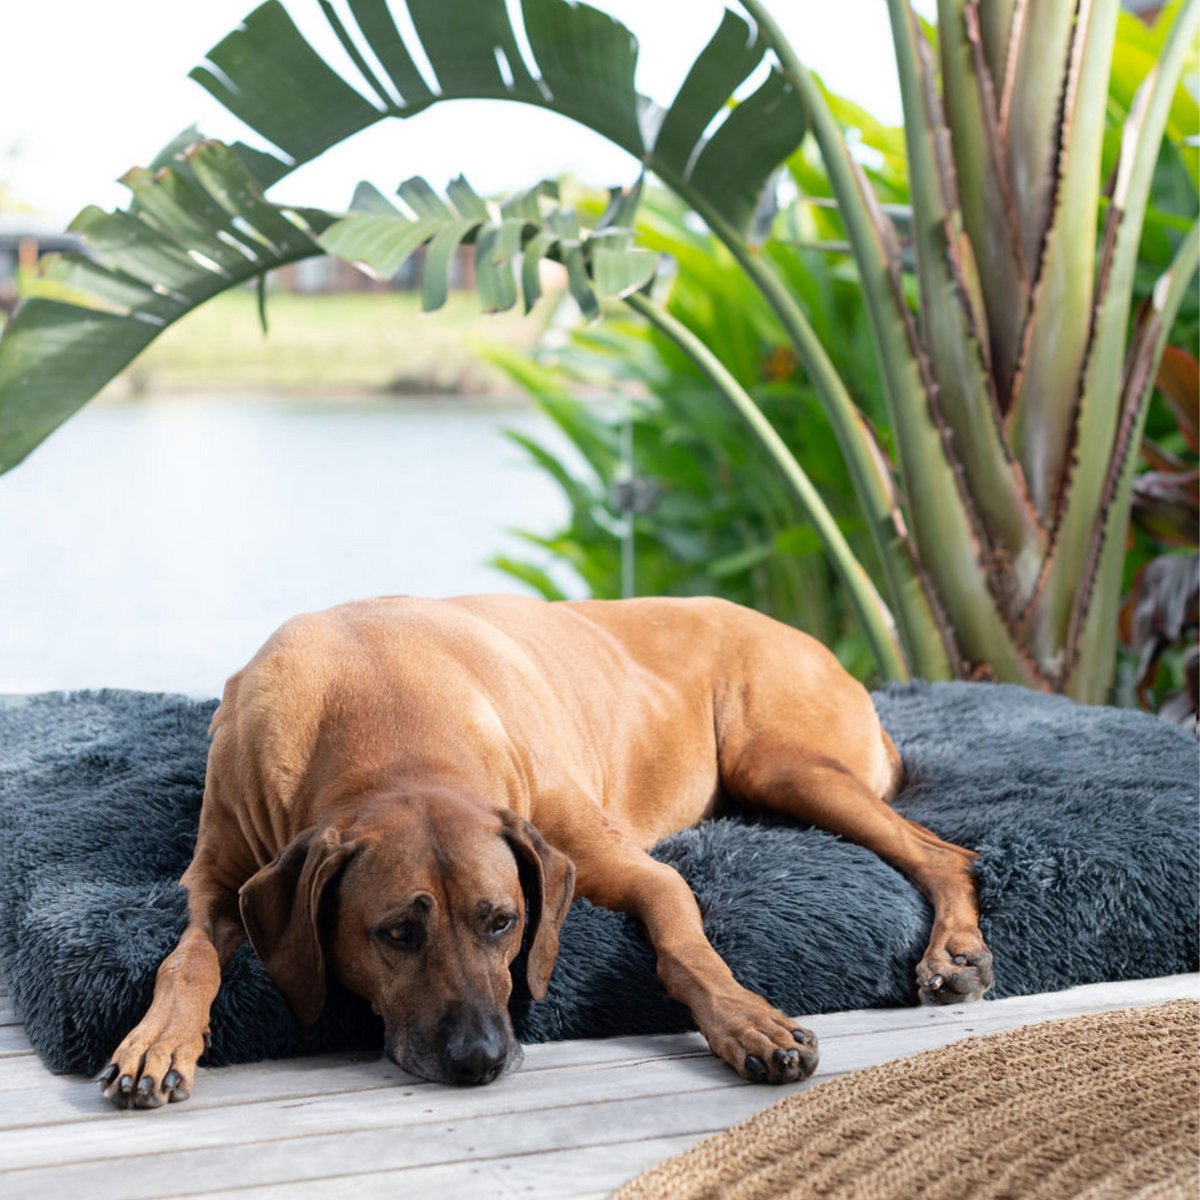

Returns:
207,594,895,848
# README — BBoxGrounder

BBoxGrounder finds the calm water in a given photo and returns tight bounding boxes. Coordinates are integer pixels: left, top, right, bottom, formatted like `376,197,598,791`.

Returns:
0,396,578,696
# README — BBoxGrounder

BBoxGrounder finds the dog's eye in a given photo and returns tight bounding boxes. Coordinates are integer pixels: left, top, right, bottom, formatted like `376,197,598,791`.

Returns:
382,922,414,945
489,914,516,937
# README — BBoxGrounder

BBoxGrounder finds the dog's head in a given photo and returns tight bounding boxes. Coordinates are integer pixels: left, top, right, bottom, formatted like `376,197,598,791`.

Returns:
238,790,575,1086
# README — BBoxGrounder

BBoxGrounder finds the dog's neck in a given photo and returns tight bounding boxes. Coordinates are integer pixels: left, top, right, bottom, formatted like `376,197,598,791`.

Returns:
308,775,496,833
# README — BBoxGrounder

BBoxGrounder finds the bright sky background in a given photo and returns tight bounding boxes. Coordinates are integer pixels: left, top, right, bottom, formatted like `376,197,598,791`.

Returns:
0,0,926,229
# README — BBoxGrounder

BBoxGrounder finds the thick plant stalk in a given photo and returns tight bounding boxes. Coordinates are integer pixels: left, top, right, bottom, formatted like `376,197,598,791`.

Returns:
652,159,955,680
1065,220,1199,702
886,0,1048,605
938,0,1029,404
1032,0,1200,681
1005,0,1120,519
625,290,911,682
740,0,1043,687
1003,0,1075,272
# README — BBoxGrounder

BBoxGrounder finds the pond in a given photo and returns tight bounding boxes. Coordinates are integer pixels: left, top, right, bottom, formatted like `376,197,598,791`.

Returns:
0,396,577,697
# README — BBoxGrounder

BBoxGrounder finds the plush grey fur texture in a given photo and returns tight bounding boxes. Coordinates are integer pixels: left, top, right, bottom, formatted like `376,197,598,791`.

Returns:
0,682,1194,1076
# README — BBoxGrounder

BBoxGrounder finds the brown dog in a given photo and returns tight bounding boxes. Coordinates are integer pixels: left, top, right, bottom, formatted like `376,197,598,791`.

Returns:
99,594,993,1108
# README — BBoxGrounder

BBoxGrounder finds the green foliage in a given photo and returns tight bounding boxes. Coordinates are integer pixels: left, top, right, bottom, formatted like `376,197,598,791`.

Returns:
487,192,886,683
490,3,1200,698
0,0,804,476
1,0,1196,705
0,137,336,473
319,175,655,319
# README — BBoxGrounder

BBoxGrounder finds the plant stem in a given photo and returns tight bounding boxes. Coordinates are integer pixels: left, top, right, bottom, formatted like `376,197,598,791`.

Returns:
736,0,1055,684
1066,218,1200,702
624,290,910,681
652,160,952,675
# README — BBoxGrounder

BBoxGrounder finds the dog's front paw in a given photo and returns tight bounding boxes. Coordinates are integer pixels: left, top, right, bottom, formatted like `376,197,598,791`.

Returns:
917,933,994,1005
702,994,819,1084
97,1022,209,1109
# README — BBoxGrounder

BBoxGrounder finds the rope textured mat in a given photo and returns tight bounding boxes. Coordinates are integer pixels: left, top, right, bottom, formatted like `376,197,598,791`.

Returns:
611,999,1200,1200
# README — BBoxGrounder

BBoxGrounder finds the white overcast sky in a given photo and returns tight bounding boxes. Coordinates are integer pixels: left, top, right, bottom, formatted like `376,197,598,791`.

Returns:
1,0,928,228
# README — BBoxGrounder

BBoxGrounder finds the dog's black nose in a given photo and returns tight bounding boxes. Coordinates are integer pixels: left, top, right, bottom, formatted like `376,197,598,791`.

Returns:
444,1039,506,1086
440,1007,509,1086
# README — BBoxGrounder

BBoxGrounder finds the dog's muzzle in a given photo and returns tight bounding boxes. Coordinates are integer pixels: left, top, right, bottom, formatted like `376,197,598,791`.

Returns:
388,1003,523,1086
439,1003,511,1085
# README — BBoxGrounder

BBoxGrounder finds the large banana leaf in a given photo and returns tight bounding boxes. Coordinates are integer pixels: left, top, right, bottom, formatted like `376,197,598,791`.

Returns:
0,138,334,474
194,0,801,237
0,0,804,477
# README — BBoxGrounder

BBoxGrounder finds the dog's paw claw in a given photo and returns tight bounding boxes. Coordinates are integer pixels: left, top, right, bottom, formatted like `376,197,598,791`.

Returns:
100,1024,206,1109
918,941,994,1005
706,997,819,1084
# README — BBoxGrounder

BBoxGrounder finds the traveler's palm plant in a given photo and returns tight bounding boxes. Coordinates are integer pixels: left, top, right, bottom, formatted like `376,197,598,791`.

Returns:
0,0,1196,701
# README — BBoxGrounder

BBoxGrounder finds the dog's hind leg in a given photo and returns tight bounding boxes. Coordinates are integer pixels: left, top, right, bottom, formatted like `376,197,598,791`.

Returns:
98,877,244,1108
722,742,994,1005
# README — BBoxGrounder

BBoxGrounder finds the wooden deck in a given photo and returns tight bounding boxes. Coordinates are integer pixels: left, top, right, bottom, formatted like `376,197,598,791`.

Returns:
0,973,1195,1200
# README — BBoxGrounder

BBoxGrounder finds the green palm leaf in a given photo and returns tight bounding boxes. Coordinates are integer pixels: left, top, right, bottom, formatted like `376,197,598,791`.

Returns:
319,173,656,317
0,140,333,474
0,0,804,477
188,0,803,233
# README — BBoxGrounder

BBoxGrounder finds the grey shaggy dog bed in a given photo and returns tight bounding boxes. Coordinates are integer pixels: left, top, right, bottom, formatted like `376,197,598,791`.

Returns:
0,681,1195,1077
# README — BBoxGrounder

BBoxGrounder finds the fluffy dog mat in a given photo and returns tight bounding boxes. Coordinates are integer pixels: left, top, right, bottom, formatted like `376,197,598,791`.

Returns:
610,998,1200,1200
0,682,1195,1076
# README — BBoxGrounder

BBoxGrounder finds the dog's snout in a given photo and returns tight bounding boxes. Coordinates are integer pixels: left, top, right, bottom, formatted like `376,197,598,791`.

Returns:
440,1006,509,1086
445,1038,506,1086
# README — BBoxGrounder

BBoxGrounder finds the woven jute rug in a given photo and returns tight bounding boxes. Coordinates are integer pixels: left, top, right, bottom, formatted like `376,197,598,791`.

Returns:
612,999,1200,1200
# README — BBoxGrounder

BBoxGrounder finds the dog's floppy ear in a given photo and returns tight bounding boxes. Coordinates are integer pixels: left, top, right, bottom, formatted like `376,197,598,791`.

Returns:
500,810,576,1001
239,822,357,1026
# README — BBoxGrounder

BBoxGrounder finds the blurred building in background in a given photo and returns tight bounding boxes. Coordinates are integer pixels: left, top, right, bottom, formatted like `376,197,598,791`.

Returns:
0,223,478,307
273,245,477,295
0,219,82,310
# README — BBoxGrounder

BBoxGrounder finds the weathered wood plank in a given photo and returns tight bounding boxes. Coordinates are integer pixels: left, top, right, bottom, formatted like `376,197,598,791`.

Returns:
0,974,1193,1127
0,1026,32,1056
1,973,1195,1181
3,971,1192,1104
0,1052,761,1167
0,1085,784,1200
171,1136,703,1200
0,1056,120,1094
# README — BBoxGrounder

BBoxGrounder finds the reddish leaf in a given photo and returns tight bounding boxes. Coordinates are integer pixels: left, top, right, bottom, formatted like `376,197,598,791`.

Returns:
1131,467,1200,546
1139,436,1189,472
1155,345,1200,453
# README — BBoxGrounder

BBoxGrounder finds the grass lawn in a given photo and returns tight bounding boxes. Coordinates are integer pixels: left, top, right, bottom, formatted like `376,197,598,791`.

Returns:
113,287,558,397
